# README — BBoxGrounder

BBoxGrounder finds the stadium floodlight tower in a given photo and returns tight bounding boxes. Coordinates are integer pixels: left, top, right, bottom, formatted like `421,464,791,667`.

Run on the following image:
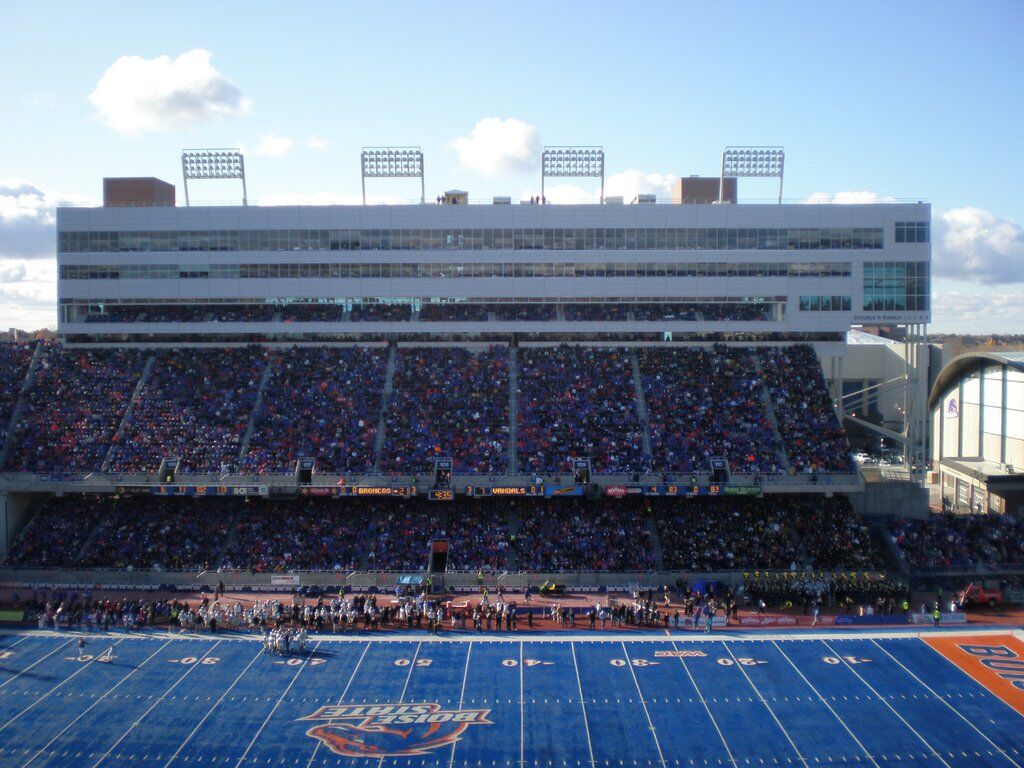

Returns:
360,147,425,205
719,146,784,204
541,146,605,203
181,148,247,206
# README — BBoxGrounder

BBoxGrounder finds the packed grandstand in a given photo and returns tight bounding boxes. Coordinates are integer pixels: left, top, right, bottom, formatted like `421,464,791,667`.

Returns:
0,339,1021,581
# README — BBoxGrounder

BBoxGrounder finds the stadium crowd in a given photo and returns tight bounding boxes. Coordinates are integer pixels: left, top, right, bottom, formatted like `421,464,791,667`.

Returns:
517,345,645,474
419,304,490,322
0,342,33,450
761,345,856,473
242,347,386,474
380,347,509,474
640,346,785,475
514,499,654,571
107,347,268,473
6,346,146,472
889,512,1024,570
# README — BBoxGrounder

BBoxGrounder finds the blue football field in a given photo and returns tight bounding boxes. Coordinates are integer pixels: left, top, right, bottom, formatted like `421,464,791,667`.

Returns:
0,628,1022,768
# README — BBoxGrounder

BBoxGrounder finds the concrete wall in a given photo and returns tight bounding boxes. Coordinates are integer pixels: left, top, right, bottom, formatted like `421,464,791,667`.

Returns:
0,492,39,560
850,481,930,520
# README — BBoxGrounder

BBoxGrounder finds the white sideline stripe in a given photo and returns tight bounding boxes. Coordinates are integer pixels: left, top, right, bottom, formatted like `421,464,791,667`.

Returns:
770,640,880,768
1,626,1021,644
720,641,808,766
0,637,73,689
0,638,124,733
233,641,322,768
20,639,172,768
162,646,264,768
872,638,1023,768
302,641,370,768
448,642,473,768
670,639,738,766
819,639,954,768
91,640,224,768
569,642,597,768
519,642,525,768
620,641,668,768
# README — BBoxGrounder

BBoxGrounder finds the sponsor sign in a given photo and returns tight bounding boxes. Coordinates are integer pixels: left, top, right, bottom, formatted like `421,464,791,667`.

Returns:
909,612,967,625
739,616,799,627
270,574,300,587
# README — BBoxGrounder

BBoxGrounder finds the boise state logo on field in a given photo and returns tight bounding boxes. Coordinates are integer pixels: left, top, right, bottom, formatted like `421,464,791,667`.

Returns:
299,703,492,757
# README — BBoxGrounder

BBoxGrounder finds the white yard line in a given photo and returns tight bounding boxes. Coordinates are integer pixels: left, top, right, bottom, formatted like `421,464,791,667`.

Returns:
302,641,371,768
161,646,264,768
447,642,474,768
21,639,172,768
233,641,322,768
620,642,668,768
91,640,224,768
721,641,808,766
569,642,597,768
669,640,738,766
0,638,73,689
376,642,422,768
0,638,124,733
820,639,954,768
770,640,880,768
518,641,525,768
872,638,1023,768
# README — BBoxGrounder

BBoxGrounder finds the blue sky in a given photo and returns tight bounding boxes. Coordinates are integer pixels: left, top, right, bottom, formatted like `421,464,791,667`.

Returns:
1,1,1022,332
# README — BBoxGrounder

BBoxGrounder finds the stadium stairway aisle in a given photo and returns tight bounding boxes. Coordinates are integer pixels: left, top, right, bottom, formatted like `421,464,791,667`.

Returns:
371,344,398,475
507,506,520,570
101,354,156,472
0,341,41,468
236,357,276,465
508,346,518,473
645,515,665,570
629,348,655,462
752,353,793,474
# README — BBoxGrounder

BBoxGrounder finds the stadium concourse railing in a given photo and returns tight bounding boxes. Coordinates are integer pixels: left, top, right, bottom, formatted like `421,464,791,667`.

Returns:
0,470,863,494
0,567,744,592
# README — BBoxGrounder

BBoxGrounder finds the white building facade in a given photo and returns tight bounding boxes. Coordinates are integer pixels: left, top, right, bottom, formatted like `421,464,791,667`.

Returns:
55,200,931,346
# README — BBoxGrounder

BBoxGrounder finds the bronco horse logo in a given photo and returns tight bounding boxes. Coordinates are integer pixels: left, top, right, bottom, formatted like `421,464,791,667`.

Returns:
300,703,492,757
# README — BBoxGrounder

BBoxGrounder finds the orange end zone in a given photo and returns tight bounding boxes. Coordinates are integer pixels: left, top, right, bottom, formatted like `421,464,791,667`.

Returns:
922,634,1024,718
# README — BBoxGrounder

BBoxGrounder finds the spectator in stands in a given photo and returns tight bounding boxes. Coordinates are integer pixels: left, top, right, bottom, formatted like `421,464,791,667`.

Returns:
6,346,147,472
761,345,855,473
242,347,386,474
639,346,784,475
380,347,509,474
107,347,268,474
518,346,645,474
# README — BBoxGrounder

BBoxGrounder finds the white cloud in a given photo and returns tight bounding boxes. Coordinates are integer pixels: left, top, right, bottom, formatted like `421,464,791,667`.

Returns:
90,49,251,135
452,118,541,176
26,94,54,108
803,191,897,204
521,169,677,205
255,133,293,156
931,286,1024,333
0,181,91,330
305,135,329,151
0,263,27,282
605,170,677,202
0,179,92,259
0,258,57,330
933,206,1024,285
